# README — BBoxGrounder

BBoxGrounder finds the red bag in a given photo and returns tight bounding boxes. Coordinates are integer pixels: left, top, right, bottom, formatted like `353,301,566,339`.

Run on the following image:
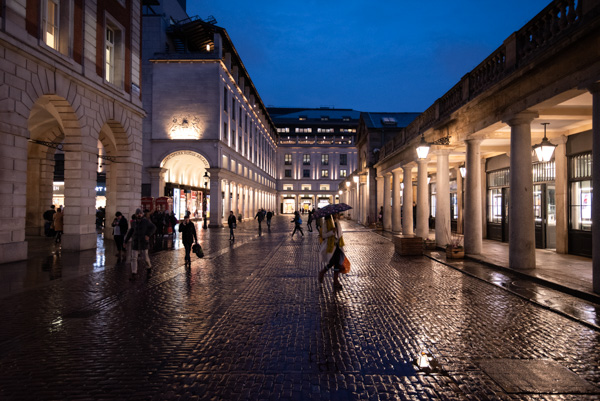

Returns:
338,252,351,274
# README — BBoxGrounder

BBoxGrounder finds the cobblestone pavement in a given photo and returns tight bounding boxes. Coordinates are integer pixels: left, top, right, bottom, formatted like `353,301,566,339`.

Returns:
0,216,599,400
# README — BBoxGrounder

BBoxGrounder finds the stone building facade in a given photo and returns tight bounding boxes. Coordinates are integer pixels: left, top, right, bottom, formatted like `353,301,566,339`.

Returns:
142,3,278,226
0,1,144,264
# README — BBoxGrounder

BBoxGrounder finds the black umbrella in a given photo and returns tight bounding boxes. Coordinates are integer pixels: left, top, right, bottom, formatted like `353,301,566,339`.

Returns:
313,203,352,219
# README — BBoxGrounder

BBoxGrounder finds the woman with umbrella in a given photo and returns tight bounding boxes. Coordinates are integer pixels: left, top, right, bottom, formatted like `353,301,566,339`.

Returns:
317,208,348,289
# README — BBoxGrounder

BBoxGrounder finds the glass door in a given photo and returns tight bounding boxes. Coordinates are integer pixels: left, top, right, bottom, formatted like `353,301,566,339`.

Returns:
546,185,556,249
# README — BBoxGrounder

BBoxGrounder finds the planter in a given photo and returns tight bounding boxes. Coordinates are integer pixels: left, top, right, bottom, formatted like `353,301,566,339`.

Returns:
424,240,437,250
446,246,464,259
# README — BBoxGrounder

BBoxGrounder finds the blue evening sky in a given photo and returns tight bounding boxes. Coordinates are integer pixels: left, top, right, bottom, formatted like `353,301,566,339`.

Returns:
187,1,551,112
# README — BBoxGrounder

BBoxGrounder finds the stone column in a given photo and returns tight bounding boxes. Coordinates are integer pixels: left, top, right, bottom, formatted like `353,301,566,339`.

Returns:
402,165,414,235
241,186,247,220
464,139,483,254
480,158,487,239
367,168,377,225
383,173,392,231
504,111,538,270
232,182,238,215
223,180,230,215
456,167,463,234
147,167,167,198
554,136,568,254
355,179,361,224
392,170,402,232
416,158,430,239
435,150,451,247
589,84,600,292
209,170,223,227
26,156,54,236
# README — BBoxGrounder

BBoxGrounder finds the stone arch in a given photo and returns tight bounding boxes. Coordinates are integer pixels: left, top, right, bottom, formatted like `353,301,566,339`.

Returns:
26,95,82,236
159,149,211,189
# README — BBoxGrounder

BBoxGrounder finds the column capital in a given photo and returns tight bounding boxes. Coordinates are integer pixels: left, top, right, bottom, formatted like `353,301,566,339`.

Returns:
464,138,483,146
587,82,600,94
417,157,430,166
502,110,538,126
402,161,416,169
146,167,167,178
432,147,451,156
552,135,568,146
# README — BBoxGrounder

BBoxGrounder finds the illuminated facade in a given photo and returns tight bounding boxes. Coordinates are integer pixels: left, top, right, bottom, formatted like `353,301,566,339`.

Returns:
269,108,359,214
0,1,144,264
142,3,277,225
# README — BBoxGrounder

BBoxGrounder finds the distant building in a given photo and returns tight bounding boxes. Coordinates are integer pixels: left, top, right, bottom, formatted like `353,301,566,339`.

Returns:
142,2,278,225
269,107,359,214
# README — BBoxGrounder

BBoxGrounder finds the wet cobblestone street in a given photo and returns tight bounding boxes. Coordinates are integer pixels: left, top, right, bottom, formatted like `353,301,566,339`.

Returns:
0,216,599,400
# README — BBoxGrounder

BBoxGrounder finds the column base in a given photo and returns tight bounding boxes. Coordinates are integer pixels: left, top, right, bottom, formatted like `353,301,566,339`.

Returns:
61,233,97,252
0,241,28,264
208,224,223,228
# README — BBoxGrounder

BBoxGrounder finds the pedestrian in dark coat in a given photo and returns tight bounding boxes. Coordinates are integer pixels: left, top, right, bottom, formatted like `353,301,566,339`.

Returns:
291,211,304,237
307,209,314,232
124,208,157,279
227,211,237,241
111,211,129,260
266,210,273,229
178,214,197,264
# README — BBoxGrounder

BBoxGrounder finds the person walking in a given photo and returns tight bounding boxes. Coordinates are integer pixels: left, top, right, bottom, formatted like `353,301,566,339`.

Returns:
124,208,156,280
266,210,273,229
227,211,237,241
254,208,266,232
111,211,129,261
318,213,344,289
307,209,314,232
178,213,197,265
53,207,64,243
43,205,56,237
291,211,304,237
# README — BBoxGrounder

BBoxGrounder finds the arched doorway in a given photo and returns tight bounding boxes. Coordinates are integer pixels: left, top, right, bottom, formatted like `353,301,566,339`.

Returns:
160,151,210,221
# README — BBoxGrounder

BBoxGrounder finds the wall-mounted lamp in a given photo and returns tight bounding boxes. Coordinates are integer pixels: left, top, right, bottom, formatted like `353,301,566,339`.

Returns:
401,182,404,190
203,171,210,188
345,181,350,188
416,134,430,159
353,175,359,184
533,123,556,162
338,190,343,195
459,165,466,178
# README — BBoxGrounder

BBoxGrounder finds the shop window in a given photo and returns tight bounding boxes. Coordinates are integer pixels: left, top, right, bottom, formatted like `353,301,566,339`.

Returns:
430,183,436,218
569,152,593,231
487,188,503,223
533,161,555,183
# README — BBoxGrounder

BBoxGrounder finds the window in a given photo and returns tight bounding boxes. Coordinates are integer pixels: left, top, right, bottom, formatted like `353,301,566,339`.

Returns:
321,154,329,165
239,107,243,127
303,169,310,178
340,169,347,178
569,153,593,231
223,122,228,142
317,128,334,133
223,88,228,111
340,154,347,165
303,154,311,165
105,18,124,87
232,100,236,120
321,169,329,178
44,0,59,49
43,0,72,56
301,184,311,191
283,184,293,190
340,128,356,133
381,117,397,125
320,184,330,191
284,169,292,178
295,128,312,133
342,116,350,121
277,127,290,133
299,116,307,121
321,116,329,121
105,27,115,83
284,154,292,165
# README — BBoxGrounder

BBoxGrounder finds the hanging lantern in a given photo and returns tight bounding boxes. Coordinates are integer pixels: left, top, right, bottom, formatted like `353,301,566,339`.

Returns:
533,123,556,162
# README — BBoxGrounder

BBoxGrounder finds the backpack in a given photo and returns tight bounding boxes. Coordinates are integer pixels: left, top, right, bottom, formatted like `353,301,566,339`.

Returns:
298,218,302,224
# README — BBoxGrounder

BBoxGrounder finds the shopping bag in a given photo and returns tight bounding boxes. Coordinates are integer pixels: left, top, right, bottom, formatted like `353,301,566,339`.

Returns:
338,251,351,274
192,243,204,258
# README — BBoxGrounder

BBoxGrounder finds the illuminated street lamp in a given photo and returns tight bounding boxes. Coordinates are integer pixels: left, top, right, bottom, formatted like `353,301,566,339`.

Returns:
416,134,430,159
533,123,556,162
